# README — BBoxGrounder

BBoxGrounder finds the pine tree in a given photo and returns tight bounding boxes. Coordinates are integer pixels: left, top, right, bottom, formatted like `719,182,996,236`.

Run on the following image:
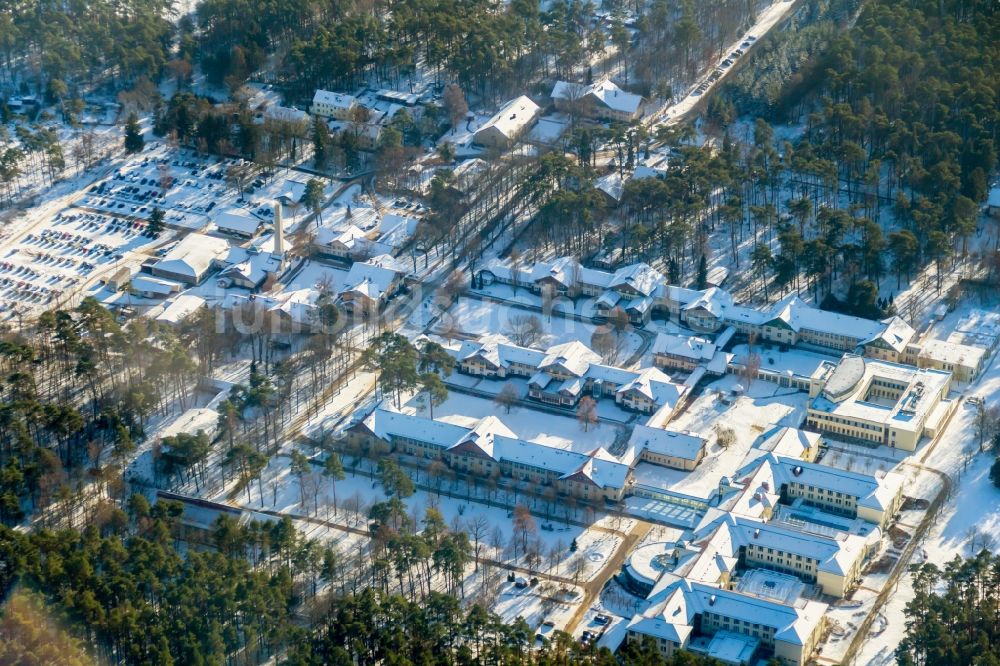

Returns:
124,112,144,153
147,207,166,236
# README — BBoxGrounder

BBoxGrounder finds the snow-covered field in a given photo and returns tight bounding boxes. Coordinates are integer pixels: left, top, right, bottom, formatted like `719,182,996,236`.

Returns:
222,453,629,588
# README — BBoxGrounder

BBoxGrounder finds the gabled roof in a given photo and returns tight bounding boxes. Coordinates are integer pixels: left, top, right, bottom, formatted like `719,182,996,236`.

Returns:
652,333,717,362
736,453,903,513
551,79,643,115
609,262,663,296
637,580,827,648
682,287,734,317
627,424,705,462
694,514,866,578
364,406,631,490
312,89,357,109
590,79,643,114
474,96,540,142
316,224,367,248
214,207,262,235
864,316,916,353
152,233,229,280
617,367,682,404
539,340,602,376
340,255,403,301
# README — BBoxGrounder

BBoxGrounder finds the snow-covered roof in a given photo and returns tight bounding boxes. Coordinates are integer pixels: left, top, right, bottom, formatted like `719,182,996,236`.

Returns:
214,207,262,236
638,579,827,647
340,255,404,301
312,89,357,109
754,426,821,459
130,275,181,296
155,294,206,324
590,79,643,114
627,424,705,462
264,105,309,124
316,224,368,248
811,355,952,431
617,367,683,405
152,233,229,280
596,172,624,202
696,514,866,577
526,115,570,144
864,316,916,353
474,96,541,143
551,79,643,116
737,453,903,513
918,338,986,368
988,187,1000,207
609,262,664,296
364,406,631,490
539,340,603,376
652,333,716,362
217,251,281,287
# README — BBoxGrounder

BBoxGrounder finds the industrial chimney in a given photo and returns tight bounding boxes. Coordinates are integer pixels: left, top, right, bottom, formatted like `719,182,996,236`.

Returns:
273,201,285,256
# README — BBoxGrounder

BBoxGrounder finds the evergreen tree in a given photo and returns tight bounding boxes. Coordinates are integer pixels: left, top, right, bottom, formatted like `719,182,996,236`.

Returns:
124,112,144,153
147,207,166,236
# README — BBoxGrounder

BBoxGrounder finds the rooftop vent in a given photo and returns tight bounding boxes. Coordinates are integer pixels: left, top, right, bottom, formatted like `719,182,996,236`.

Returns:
793,465,803,476
708,594,717,606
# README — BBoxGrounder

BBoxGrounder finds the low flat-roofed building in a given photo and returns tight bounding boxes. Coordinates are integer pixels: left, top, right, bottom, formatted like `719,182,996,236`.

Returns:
130,274,182,299
916,338,987,383
213,207,262,238
625,424,707,471
806,354,952,451
151,232,230,285
155,294,207,325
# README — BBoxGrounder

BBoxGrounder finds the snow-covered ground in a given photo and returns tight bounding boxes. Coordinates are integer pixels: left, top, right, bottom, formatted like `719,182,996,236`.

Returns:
645,375,809,499
440,296,646,363
835,302,1000,663
222,453,629,588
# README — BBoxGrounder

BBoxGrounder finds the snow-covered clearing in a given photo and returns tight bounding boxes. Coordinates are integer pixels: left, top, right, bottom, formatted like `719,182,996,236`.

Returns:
223,454,629,586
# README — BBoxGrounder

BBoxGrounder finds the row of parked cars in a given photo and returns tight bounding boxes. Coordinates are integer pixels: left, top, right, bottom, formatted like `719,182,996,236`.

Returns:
692,35,756,96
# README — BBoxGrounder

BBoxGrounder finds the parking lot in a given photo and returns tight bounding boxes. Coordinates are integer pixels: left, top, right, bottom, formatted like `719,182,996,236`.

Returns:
0,208,162,320
75,146,245,230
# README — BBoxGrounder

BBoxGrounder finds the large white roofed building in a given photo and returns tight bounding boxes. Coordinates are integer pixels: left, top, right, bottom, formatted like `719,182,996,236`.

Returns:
151,233,230,285
311,90,359,120
472,96,541,149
